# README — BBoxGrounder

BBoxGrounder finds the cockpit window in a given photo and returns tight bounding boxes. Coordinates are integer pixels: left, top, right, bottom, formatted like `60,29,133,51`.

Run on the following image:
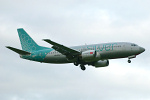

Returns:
131,44,137,46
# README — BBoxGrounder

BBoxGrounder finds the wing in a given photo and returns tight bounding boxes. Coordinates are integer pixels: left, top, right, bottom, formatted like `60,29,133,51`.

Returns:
43,39,80,59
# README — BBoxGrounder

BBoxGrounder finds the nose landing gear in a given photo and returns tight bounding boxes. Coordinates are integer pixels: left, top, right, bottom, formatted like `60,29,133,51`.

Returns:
127,55,136,63
128,59,131,63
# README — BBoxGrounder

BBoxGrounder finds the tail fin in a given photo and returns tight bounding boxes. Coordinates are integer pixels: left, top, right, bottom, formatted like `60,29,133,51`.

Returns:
17,28,42,52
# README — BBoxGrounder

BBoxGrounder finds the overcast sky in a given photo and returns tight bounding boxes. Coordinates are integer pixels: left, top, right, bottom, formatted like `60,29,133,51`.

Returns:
0,0,150,100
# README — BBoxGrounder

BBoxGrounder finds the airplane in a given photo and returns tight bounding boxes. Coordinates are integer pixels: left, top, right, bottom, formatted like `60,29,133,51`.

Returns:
6,28,145,71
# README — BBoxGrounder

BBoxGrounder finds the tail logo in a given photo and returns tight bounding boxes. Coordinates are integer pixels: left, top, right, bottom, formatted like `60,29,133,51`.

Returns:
18,28,39,52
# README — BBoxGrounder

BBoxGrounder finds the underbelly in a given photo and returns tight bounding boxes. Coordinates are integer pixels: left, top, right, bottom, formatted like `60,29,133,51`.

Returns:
43,54,70,63
100,51,131,59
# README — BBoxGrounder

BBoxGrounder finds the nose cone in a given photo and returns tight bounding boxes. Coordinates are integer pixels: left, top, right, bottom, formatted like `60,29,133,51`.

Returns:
139,47,145,53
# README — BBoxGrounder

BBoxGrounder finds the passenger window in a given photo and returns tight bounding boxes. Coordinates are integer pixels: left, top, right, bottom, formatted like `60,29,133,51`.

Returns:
131,44,137,46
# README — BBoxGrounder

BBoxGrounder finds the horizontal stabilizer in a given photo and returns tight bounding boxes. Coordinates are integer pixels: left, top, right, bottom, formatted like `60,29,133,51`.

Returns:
6,46,31,55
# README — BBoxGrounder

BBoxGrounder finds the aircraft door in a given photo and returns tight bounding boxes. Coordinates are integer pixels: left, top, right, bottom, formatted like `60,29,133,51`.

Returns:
123,44,126,50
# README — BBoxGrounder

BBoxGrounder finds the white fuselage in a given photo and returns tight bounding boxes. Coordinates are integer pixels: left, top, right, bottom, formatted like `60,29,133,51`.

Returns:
43,42,144,64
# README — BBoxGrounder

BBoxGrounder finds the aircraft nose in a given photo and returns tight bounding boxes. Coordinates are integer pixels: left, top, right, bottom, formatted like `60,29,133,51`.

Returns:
139,47,145,53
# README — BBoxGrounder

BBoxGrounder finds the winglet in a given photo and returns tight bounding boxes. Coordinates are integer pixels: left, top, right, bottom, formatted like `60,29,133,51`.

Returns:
43,39,50,42
6,46,31,55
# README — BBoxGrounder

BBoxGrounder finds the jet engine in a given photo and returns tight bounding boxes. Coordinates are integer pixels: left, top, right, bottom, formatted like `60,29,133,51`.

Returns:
94,60,109,67
82,50,100,62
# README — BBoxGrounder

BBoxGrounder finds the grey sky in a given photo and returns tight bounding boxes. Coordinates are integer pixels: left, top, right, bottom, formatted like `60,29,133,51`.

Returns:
0,0,150,100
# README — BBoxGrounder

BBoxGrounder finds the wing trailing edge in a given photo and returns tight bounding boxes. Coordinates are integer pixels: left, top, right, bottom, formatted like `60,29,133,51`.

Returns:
43,39,80,59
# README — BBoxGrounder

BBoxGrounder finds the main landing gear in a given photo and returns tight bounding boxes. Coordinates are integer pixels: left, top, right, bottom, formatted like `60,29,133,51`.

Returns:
74,62,79,66
80,64,86,71
74,62,86,71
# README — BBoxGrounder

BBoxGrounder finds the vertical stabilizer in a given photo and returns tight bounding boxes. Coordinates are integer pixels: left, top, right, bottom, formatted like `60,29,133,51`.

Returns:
17,28,41,52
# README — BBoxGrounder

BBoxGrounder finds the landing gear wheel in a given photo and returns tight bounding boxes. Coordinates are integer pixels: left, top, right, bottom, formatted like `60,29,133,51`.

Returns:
128,59,131,63
80,65,86,71
74,62,79,66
